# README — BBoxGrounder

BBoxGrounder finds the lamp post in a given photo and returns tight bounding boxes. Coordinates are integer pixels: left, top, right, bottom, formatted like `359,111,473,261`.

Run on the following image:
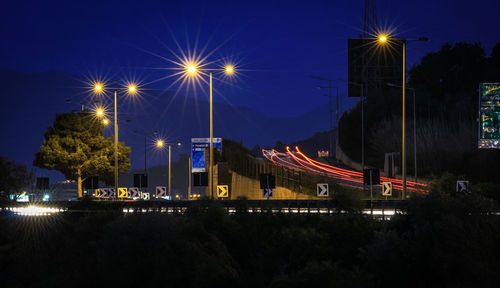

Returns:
377,35,428,199
156,140,181,199
310,76,340,160
93,82,138,200
185,65,235,199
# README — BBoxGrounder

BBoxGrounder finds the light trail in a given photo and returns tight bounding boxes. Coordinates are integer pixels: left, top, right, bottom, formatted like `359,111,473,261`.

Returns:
262,147,428,193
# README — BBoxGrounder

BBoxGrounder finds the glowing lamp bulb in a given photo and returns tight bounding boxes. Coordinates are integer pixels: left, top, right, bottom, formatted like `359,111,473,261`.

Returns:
95,84,103,91
157,140,164,148
102,119,109,125
378,35,387,42
96,109,104,116
187,65,197,74
128,85,136,93
225,66,234,74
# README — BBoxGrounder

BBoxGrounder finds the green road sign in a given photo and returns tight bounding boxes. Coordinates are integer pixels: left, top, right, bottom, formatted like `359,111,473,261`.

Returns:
479,83,500,148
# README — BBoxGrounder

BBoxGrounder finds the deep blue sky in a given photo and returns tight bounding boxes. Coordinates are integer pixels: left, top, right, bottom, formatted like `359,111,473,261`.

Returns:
2,0,499,117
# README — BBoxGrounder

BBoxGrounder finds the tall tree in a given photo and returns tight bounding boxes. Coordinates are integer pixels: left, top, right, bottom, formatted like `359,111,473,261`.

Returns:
33,111,131,198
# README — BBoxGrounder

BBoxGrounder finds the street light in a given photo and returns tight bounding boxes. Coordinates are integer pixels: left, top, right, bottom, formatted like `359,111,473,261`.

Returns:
184,64,235,199
377,35,428,199
93,81,139,199
156,139,181,199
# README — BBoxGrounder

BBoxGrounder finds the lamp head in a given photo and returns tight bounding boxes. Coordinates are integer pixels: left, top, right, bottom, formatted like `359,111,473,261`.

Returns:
128,84,137,94
94,83,104,93
224,66,234,75
186,65,197,74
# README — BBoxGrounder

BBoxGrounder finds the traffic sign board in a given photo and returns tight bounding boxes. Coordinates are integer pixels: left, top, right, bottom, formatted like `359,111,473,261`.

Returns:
317,183,329,197
263,188,273,198
118,187,128,198
382,182,392,196
217,185,229,198
100,188,109,198
94,188,101,198
108,188,115,198
142,192,150,200
457,180,470,193
156,186,167,198
129,187,140,198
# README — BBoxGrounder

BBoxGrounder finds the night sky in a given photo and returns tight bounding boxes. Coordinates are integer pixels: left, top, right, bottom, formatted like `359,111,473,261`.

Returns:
1,0,499,179
2,0,498,116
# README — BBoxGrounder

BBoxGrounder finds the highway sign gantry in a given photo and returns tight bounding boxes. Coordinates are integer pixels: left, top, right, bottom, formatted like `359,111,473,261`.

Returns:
317,183,329,197
217,185,229,198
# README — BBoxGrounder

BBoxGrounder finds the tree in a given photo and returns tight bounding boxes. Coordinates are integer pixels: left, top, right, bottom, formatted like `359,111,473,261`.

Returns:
33,111,131,198
0,156,33,197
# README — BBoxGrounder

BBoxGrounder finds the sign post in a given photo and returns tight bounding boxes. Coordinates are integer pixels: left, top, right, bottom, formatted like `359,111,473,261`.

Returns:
363,169,380,214
260,174,276,200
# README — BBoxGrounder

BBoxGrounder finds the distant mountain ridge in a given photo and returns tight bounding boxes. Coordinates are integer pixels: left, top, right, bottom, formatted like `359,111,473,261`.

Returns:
0,67,331,180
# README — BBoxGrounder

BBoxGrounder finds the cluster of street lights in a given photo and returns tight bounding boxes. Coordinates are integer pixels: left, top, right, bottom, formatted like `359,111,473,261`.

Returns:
90,81,139,197
81,59,235,200
79,32,416,201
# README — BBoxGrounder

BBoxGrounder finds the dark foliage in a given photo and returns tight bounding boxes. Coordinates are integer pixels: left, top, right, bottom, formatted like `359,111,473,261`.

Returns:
2,192,500,287
0,156,32,196
338,42,500,183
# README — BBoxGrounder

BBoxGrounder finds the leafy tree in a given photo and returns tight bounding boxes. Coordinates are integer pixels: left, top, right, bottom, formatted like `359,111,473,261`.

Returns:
0,156,33,197
33,111,131,198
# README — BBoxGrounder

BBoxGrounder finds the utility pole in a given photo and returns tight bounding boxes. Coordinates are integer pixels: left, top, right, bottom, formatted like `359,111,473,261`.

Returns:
188,156,192,200
310,76,339,160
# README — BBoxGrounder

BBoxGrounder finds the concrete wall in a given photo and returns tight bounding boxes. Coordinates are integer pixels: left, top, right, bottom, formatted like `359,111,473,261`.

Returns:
229,172,320,200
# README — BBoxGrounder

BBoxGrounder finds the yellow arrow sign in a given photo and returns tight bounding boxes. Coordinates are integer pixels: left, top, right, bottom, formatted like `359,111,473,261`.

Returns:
118,187,128,198
382,182,392,196
217,185,229,198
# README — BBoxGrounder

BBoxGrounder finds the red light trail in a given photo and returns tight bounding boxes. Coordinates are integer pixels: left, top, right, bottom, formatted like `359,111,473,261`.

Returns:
262,146,427,193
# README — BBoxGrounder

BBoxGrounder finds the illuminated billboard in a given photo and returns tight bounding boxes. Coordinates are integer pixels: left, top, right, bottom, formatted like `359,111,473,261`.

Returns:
478,83,500,148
